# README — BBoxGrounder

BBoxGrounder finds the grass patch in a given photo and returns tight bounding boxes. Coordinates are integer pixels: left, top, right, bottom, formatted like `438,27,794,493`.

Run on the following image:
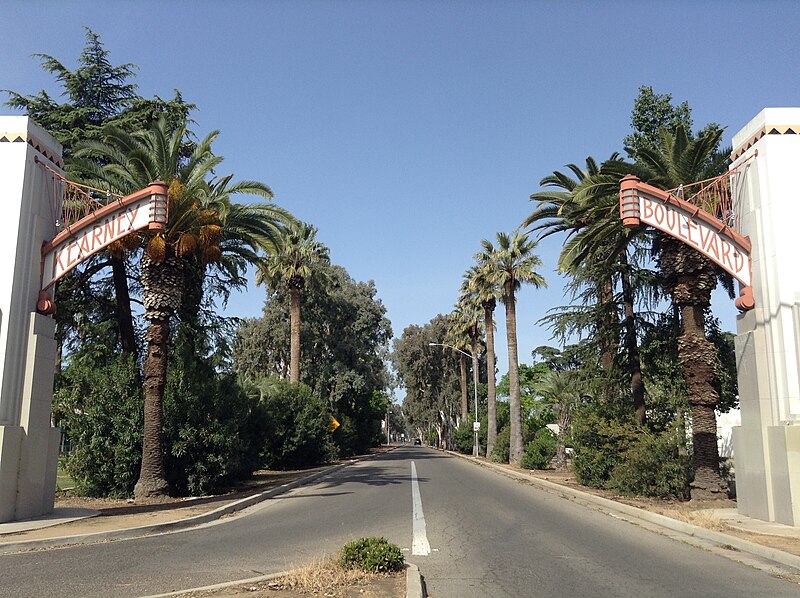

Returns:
660,509,728,531
271,557,387,593
57,462,75,491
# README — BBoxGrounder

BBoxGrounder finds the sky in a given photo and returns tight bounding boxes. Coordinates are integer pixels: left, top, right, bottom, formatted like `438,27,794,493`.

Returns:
3,0,799,388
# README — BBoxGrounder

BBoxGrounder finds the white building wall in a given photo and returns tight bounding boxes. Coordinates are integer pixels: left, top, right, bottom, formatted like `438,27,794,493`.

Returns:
0,116,61,521
731,108,800,525
0,117,61,426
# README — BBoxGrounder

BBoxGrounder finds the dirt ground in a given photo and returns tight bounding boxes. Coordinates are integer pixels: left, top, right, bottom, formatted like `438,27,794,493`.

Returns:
174,571,405,598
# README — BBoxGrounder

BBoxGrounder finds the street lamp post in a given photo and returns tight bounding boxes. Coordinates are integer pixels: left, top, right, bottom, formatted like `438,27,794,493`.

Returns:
386,408,392,445
429,343,480,457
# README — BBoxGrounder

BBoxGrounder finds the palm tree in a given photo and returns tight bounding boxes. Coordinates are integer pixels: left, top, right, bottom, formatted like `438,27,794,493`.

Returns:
462,263,498,456
481,230,546,466
445,310,472,422
526,156,654,425
634,125,731,498
256,222,330,383
76,117,287,499
537,369,582,469
526,159,618,371
455,294,484,456
177,177,293,352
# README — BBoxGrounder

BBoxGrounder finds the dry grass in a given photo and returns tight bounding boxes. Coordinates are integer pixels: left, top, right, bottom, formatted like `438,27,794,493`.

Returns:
659,509,729,531
270,557,378,593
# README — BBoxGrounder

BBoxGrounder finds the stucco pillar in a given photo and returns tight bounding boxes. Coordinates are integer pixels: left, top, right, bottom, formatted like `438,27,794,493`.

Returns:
0,116,62,522
731,108,800,525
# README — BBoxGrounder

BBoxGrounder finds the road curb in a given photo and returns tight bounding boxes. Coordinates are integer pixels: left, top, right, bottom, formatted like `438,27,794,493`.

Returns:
406,562,424,598
445,449,800,574
141,571,287,598
0,452,386,555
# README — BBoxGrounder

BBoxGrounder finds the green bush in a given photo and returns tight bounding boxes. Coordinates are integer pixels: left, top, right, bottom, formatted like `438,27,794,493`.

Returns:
608,430,690,499
570,409,639,488
163,356,261,496
520,428,556,470
339,537,405,573
425,429,439,446
56,337,267,498
330,413,357,459
454,417,485,455
490,426,510,463
255,378,336,469
54,352,143,497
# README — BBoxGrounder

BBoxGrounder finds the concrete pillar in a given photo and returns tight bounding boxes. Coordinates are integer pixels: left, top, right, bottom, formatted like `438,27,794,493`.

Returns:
0,116,62,522
731,108,800,525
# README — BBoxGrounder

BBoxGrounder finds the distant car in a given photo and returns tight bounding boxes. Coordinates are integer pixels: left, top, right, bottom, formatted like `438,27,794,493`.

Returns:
414,438,422,445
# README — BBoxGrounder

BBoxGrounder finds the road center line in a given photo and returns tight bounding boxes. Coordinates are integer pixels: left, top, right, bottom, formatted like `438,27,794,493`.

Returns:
411,461,431,556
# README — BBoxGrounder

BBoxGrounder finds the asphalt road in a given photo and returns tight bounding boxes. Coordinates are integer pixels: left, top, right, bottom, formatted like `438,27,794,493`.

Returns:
1,446,798,597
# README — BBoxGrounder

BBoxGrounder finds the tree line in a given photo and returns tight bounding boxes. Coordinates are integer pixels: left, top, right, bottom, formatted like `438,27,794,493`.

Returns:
392,87,738,500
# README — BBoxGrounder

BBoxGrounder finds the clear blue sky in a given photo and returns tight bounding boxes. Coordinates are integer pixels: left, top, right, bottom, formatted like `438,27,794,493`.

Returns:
3,1,799,381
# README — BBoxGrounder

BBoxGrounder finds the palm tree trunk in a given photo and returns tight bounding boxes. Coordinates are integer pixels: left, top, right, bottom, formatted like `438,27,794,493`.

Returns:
111,256,137,355
485,305,497,458
135,317,170,499
458,354,469,420
680,301,727,498
505,289,524,466
660,238,727,498
554,408,571,470
135,254,184,501
290,286,301,383
620,256,646,425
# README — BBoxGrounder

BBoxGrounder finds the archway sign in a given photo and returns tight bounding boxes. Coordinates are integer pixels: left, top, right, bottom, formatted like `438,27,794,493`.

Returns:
0,116,167,523
618,169,754,311
619,108,800,526
35,157,168,314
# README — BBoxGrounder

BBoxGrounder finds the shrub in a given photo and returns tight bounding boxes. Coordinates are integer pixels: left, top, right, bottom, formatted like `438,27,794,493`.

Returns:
54,352,143,497
608,429,690,499
454,417,484,455
163,356,261,496
255,378,336,469
490,426,510,463
339,537,404,573
425,429,439,446
520,428,556,470
570,409,639,488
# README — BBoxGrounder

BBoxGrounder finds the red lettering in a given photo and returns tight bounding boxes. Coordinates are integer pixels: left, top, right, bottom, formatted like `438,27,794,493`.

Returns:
704,232,720,261
127,205,140,230
721,239,733,271
117,210,131,239
698,222,712,249
676,214,689,240
53,244,66,279
104,217,115,244
92,224,103,250
654,204,665,225
686,219,699,247
66,242,76,267
642,198,654,220
733,250,744,273
79,232,91,256
666,208,677,231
